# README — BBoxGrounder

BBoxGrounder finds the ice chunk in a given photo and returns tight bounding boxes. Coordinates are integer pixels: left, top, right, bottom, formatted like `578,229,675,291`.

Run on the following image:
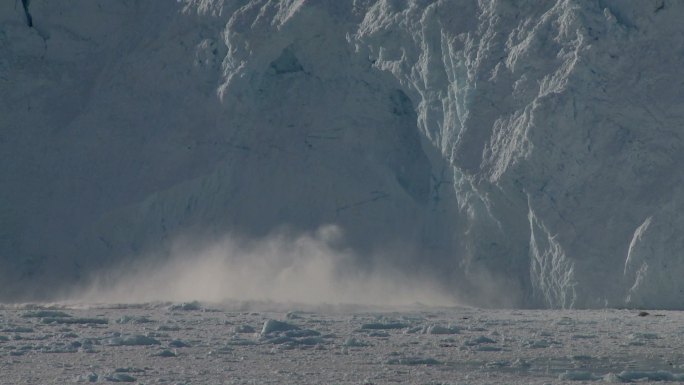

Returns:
168,339,190,348
628,332,659,340
22,310,72,318
74,372,98,383
617,370,679,382
558,371,599,381
343,337,371,347
233,324,256,333
41,317,108,325
368,331,390,337
156,324,181,331
283,329,320,338
1,326,33,333
226,338,257,346
168,301,202,311
261,319,299,334
425,324,460,335
152,349,177,357
523,339,556,348
360,322,407,330
465,336,496,346
386,357,441,366
476,345,502,352
115,315,153,324
104,373,136,382
106,335,161,346
570,334,597,340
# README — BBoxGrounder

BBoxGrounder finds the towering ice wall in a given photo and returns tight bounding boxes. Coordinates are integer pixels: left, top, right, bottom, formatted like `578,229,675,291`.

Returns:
1,0,682,308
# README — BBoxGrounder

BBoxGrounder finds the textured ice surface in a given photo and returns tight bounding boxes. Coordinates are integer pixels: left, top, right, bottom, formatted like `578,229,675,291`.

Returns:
2,1,684,308
0,302,684,384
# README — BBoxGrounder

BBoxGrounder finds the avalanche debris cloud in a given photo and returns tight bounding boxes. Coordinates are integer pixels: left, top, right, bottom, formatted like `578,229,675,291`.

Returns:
1,0,684,308
75,226,455,307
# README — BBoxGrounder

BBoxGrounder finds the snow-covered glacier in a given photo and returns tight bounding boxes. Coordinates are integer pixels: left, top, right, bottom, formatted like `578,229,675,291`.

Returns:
1,0,682,308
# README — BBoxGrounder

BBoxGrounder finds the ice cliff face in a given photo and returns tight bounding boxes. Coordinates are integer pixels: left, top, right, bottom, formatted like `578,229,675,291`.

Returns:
1,0,683,308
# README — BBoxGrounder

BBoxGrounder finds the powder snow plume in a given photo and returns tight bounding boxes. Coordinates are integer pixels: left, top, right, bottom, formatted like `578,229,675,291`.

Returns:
73,226,456,307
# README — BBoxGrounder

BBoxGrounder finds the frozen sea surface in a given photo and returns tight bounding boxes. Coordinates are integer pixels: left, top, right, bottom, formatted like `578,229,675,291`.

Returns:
1,302,683,384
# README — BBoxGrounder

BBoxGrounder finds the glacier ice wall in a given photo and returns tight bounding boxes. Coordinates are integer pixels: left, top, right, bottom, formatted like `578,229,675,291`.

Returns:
1,0,683,308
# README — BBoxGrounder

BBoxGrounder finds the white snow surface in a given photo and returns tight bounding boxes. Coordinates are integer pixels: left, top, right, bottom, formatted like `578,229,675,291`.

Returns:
1,0,684,308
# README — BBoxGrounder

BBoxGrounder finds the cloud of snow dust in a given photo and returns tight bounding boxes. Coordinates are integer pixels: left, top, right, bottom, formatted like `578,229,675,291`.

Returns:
73,225,456,307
